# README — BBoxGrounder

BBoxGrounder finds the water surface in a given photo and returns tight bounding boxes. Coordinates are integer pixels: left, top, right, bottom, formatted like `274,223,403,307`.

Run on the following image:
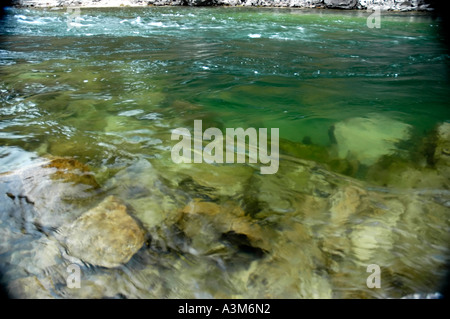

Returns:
0,6,449,299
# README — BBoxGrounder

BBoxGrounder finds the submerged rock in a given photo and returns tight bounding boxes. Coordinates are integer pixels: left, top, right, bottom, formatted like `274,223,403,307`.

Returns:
365,122,450,190
434,122,450,167
366,159,449,189
0,156,100,229
322,184,397,263
104,157,186,229
8,237,62,277
179,163,254,198
63,196,146,268
176,199,271,257
331,114,411,166
329,186,368,225
44,158,100,188
7,276,55,299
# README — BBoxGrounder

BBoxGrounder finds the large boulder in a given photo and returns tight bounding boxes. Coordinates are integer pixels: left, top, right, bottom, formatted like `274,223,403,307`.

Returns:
63,196,146,268
331,114,411,166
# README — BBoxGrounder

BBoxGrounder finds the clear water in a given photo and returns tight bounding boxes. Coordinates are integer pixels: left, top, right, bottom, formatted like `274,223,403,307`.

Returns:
0,6,449,299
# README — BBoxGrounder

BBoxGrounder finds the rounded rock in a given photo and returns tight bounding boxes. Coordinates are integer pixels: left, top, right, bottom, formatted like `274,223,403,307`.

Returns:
64,196,146,268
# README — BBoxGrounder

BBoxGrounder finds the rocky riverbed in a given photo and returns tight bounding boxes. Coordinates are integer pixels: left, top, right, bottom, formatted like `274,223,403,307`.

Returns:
1,121,449,298
11,0,435,11
1,2,448,299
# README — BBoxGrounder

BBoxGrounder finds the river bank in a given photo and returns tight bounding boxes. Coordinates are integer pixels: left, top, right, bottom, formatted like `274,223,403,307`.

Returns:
11,0,434,11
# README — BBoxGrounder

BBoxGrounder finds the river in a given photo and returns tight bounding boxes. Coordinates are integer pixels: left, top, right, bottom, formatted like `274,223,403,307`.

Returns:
0,6,449,299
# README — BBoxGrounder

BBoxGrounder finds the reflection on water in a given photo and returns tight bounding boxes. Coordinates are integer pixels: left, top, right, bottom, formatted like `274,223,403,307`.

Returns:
0,6,449,299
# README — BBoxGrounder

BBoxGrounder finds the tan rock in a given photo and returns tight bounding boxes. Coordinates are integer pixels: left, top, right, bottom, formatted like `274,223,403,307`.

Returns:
64,196,146,268
330,186,368,225
349,198,403,262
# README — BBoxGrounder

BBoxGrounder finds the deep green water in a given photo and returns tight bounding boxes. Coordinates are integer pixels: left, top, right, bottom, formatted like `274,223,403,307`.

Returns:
0,6,449,299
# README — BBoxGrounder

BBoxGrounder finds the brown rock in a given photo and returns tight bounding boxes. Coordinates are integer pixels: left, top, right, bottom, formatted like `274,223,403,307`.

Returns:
43,157,99,188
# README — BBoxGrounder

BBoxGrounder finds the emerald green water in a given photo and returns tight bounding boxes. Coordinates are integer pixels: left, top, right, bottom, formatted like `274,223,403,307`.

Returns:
1,7,449,152
0,7,449,299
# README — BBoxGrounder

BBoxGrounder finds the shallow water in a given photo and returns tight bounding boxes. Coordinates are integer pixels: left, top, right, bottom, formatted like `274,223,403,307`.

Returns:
0,6,449,299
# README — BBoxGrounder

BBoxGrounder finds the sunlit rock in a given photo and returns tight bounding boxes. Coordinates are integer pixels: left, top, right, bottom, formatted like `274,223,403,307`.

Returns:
358,0,422,10
185,0,216,5
350,222,393,262
332,113,412,166
63,195,146,268
324,0,357,9
349,198,404,262
13,0,434,10
329,186,367,225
